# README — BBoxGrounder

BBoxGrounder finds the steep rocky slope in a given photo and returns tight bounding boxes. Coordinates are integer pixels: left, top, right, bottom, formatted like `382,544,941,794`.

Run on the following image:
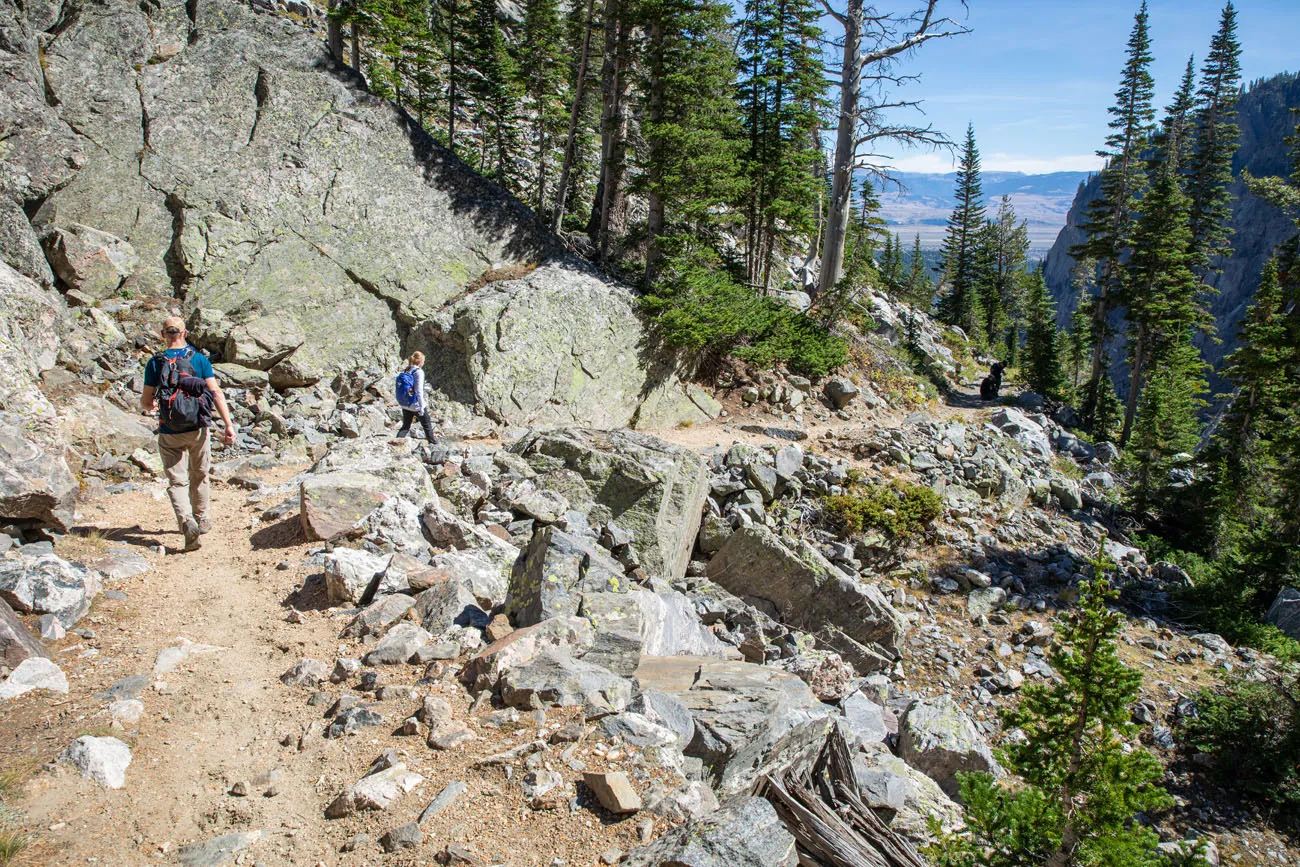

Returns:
0,0,711,434
1042,72,1300,394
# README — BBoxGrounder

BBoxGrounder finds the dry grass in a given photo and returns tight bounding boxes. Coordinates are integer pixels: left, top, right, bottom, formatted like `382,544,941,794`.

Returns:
0,829,32,866
54,528,111,562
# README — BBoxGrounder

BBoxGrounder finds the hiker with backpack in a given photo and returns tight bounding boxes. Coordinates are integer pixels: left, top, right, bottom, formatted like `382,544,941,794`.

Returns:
140,316,236,551
394,351,437,441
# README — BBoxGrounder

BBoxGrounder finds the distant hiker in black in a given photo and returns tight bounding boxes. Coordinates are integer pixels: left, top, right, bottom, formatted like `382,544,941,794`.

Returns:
141,316,236,551
980,361,1007,401
394,351,437,441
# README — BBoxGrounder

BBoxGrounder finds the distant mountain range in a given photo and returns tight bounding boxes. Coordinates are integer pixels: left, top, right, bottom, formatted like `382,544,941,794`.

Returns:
874,170,1092,254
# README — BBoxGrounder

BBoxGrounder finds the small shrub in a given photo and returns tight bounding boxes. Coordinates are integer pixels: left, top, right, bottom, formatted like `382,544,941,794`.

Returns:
642,250,847,377
823,480,942,541
1178,673,1300,814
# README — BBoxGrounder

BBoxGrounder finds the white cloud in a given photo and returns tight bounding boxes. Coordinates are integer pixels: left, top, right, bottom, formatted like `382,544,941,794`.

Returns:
981,153,1105,173
882,152,1103,175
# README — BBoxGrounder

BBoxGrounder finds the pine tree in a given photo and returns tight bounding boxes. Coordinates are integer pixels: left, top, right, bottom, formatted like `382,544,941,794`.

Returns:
1094,372,1123,445
906,233,931,308
1065,298,1093,399
975,195,1031,354
1119,164,1205,445
736,0,824,289
1186,2,1243,276
466,0,523,186
1207,259,1289,546
520,0,570,211
1151,55,1198,178
938,124,986,340
932,550,1171,867
841,177,886,293
1071,1,1155,427
1128,338,1207,513
1024,270,1066,398
638,0,744,279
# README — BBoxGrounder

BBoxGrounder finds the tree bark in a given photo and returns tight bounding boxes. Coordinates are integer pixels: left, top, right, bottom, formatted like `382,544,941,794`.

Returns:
595,0,631,262
644,14,666,281
350,22,361,74
551,0,596,234
1119,326,1146,445
327,0,344,62
816,0,862,299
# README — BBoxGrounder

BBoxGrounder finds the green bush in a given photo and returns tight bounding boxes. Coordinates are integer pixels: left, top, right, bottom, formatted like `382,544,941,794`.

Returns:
642,251,847,377
822,480,942,541
1178,673,1300,814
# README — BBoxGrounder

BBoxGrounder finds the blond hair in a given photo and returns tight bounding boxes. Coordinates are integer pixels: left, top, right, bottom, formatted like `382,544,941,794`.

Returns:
408,351,425,367
162,315,186,333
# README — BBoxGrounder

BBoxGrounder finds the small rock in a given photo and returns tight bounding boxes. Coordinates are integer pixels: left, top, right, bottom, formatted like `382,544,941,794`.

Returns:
58,736,131,789
380,822,423,853
584,771,641,814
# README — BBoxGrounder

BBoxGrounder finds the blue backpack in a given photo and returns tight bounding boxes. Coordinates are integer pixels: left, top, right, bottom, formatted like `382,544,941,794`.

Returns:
395,368,419,407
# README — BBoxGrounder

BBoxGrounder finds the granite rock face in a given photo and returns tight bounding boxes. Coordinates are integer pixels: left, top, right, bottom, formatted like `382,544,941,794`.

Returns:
621,795,798,867
1,0,709,432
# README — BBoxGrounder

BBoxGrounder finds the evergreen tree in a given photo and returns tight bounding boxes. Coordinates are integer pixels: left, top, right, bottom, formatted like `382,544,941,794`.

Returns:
1128,337,1207,513
1119,164,1206,444
1151,55,1198,179
1071,1,1155,427
1094,372,1123,444
520,0,570,210
938,124,986,340
1024,270,1066,398
841,177,886,293
906,233,931,308
932,551,1171,867
736,0,824,289
638,0,744,278
1186,2,1243,276
975,195,1031,353
465,0,523,185
1207,258,1290,547
1065,299,1093,399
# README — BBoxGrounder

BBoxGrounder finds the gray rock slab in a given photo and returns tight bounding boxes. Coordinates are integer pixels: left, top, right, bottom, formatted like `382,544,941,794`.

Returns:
0,597,50,667
621,795,797,867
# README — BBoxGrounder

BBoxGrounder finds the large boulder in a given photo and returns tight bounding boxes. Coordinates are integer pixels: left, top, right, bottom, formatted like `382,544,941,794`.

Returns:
898,696,1003,799
60,394,157,457
412,264,718,430
40,223,137,299
460,616,596,693
1266,587,1300,642
706,526,908,673
853,746,964,845
990,408,1052,459
0,554,103,627
621,795,797,867
630,588,731,659
505,526,627,627
300,473,392,543
498,650,634,715
636,656,834,796
512,429,709,583
0,264,74,530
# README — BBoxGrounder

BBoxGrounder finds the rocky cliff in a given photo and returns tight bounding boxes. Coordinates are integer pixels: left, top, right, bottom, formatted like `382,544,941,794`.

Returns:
0,0,712,462
1042,72,1300,395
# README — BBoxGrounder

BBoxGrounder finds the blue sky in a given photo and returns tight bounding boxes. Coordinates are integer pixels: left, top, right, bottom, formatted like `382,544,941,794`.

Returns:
869,0,1299,174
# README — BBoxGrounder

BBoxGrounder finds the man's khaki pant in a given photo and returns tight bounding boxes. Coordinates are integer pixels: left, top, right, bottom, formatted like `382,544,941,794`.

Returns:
158,428,210,531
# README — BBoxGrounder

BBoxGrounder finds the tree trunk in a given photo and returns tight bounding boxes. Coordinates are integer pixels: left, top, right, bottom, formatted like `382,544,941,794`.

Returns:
816,0,862,298
551,0,596,234
447,0,458,151
596,0,631,262
350,22,361,74
327,0,344,62
1119,326,1146,445
644,14,666,282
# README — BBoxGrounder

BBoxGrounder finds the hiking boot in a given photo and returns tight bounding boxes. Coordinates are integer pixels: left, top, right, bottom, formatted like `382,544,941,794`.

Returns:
182,518,202,551
195,516,212,535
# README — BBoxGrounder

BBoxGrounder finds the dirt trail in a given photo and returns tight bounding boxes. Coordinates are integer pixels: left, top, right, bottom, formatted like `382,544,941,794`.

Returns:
4,464,647,866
